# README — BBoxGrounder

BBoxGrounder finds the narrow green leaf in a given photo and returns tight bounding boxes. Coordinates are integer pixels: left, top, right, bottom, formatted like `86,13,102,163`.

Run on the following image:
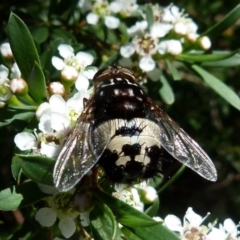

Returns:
202,53,240,67
28,62,47,103
145,4,154,29
159,75,175,105
145,198,160,217
7,13,41,81
177,49,240,62
18,155,55,185
0,181,47,211
11,156,22,182
201,4,240,37
192,65,240,111
166,60,181,80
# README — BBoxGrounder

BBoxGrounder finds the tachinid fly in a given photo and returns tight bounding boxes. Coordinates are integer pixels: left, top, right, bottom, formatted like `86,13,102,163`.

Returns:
53,65,217,192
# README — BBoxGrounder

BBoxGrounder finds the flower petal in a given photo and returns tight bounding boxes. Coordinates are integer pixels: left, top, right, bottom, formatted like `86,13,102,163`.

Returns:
58,44,74,58
80,212,90,227
120,43,135,58
76,52,94,66
49,94,67,114
184,207,202,227
86,12,99,25
104,16,120,29
35,207,57,227
51,112,70,132
223,218,237,236
139,56,155,72
164,215,182,232
40,141,62,158
75,73,89,91
52,57,65,70
58,218,76,238
14,132,36,151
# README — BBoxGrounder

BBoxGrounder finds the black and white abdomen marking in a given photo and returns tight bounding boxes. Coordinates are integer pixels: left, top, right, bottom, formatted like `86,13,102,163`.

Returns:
92,118,164,183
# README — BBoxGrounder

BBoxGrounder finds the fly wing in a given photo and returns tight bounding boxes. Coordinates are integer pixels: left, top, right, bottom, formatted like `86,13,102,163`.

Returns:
53,100,97,192
146,98,217,181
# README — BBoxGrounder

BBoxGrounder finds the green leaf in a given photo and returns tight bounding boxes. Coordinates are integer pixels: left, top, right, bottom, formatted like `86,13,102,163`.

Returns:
126,224,180,240
177,49,240,62
159,75,175,105
145,4,154,30
0,181,47,211
7,13,41,81
95,192,180,239
7,13,47,104
201,4,240,37
11,156,22,182
192,65,240,111
202,53,240,67
166,60,181,80
32,27,49,44
121,227,142,240
28,62,47,103
90,201,121,240
145,198,160,217
18,155,55,185
95,191,160,228
0,111,35,127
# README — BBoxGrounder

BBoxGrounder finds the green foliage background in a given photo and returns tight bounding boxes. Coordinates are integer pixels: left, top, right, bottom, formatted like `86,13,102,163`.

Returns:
0,0,240,236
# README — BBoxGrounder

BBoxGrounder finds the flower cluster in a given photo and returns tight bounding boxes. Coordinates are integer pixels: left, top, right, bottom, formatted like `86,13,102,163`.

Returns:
119,4,211,72
158,207,240,240
113,181,158,212
79,0,139,29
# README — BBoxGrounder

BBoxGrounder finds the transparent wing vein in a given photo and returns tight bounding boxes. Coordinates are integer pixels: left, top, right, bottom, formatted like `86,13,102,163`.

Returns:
147,98,217,181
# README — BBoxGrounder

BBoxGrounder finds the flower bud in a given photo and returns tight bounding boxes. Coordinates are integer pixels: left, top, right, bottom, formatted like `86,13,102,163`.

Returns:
10,78,28,95
0,101,6,108
140,186,158,204
174,22,187,35
61,66,78,89
199,36,211,50
48,82,65,96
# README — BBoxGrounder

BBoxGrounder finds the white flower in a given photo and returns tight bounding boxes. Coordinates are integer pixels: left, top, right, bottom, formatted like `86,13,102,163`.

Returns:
86,0,120,29
52,44,94,86
208,218,239,240
110,0,139,16
0,42,13,58
14,132,38,151
113,184,144,212
164,207,209,239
